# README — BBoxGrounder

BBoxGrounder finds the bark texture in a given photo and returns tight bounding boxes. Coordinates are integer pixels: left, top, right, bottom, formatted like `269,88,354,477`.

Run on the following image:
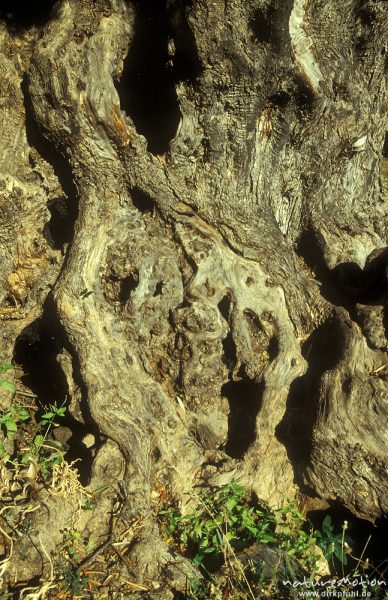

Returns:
0,0,387,588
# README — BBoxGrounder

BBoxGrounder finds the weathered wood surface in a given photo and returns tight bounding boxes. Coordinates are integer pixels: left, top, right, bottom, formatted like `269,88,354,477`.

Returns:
0,0,387,585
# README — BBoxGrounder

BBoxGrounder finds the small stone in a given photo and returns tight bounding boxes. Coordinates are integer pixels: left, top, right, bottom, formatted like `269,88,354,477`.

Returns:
82,433,96,448
53,426,72,446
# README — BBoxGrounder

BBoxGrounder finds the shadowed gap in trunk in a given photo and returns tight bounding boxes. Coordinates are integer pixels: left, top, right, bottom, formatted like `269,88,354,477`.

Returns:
308,504,388,576
276,316,344,466
116,0,181,155
131,187,157,213
249,2,293,54
383,132,388,157
167,0,203,84
0,0,57,30
296,228,355,307
218,295,238,372
297,228,388,308
222,378,264,458
119,272,139,304
21,76,78,252
12,299,96,485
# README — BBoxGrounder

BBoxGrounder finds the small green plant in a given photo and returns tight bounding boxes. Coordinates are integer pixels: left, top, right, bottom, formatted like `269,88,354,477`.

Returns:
159,482,321,599
62,566,89,595
81,498,97,511
185,573,209,600
26,402,67,475
159,484,387,599
0,363,16,393
62,528,96,560
315,515,352,566
32,402,67,452
0,385,67,477
273,502,320,572
0,405,29,461
58,529,94,595
160,483,318,571
0,405,29,439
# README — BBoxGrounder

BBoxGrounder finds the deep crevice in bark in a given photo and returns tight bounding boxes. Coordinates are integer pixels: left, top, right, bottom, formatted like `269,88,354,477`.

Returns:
22,76,78,249
221,331,238,373
116,0,181,154
62,344,102,485
298,230,387,320
218,294,231,321
222,378,264,459
153,281,164,297
353,1,375,57
218,296,238,371
276,317,344,465
13,309,68,409
296,229,351,308
336,249,387,305
131,187,157,213
1,295,18,310
63,424,95,486
103,271,140,307
12,300,95,483
250,1,293,54
167,1,203,84
292,76,317,111
308,505,388,569
268,336,279,361
249,6,276,45
269,91,291,108
383,132,388,157
119,272,139,304
43,196,74,250
0,0,56,31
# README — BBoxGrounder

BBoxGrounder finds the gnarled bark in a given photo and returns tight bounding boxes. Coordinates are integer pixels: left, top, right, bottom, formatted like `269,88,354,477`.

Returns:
0,0,387,588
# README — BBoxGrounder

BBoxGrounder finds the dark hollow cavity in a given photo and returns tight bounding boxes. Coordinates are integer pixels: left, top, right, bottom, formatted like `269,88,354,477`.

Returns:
0,0,57,31
119,272,139,304
382,132,388,158
115,0,181,155
13,300,95,485
293,76,316,110
267,336,279,361
221,331,238,372
276,316,344,465
296,228,352,308
153,281,164,297
43,196,74,250
131,187,157,213
22,76,78,251
222,378,264,459
218,294,231,321
249,3,293,54
269,91,290,108
218,295,237,371
13,306,67,409
307,504,388,579
168,4,202,84
249,8,273,44
298,228,388,308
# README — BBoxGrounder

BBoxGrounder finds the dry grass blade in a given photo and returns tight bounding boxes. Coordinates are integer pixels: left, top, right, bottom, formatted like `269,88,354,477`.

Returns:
120,578,150,591
0,519,14,579
19,534,57,599
195,495,257,600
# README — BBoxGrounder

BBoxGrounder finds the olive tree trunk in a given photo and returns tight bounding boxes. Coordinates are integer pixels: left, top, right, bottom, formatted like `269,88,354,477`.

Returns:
0,0,387,586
